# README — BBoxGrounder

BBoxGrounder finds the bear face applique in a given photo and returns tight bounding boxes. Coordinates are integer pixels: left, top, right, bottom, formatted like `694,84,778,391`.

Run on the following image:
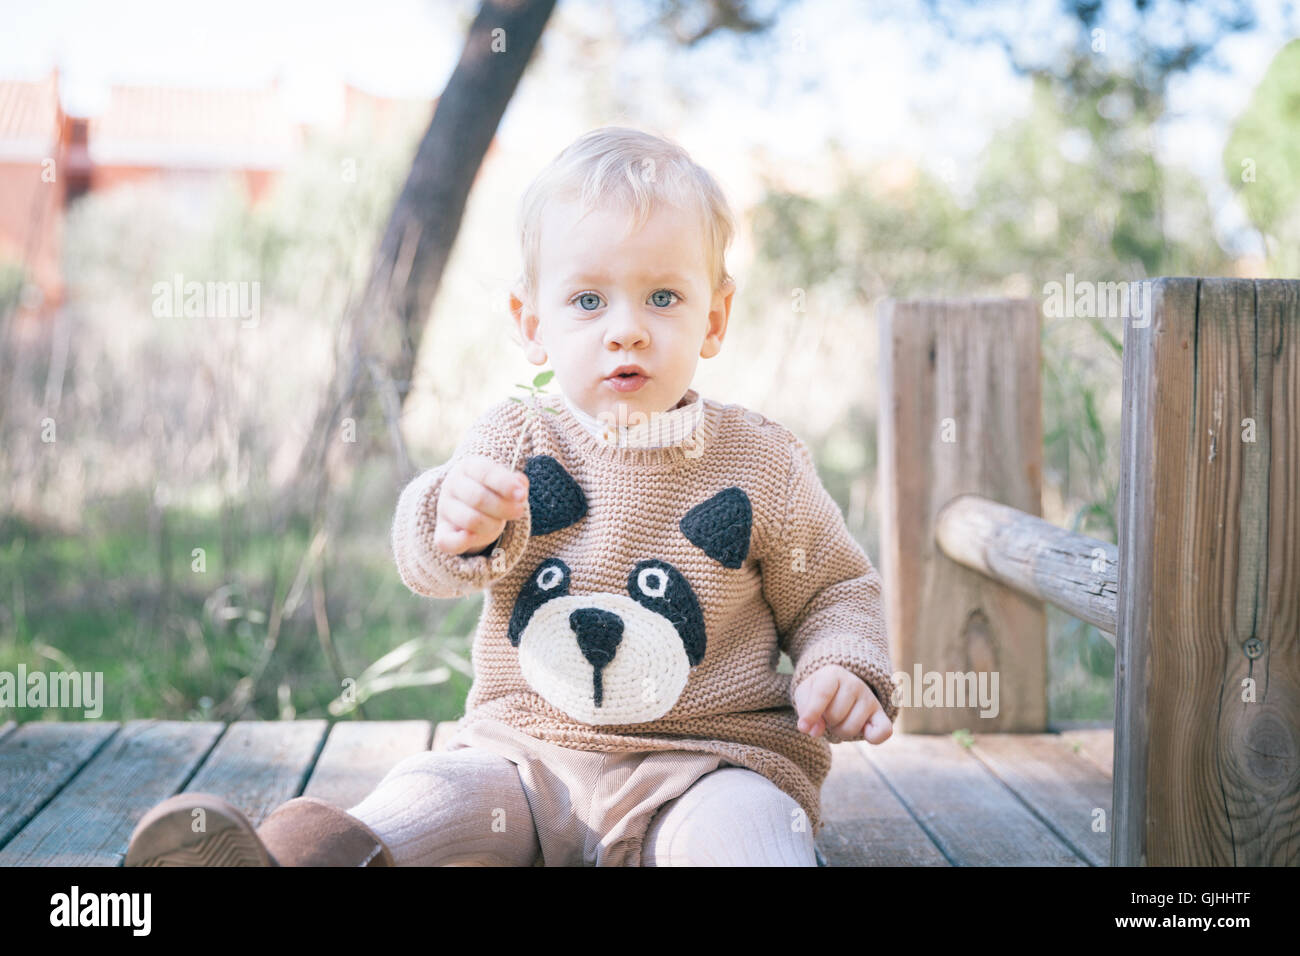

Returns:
506,454,752,725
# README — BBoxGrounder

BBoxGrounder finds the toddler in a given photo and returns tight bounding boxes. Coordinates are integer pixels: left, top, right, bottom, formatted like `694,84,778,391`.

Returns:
125,127,898,868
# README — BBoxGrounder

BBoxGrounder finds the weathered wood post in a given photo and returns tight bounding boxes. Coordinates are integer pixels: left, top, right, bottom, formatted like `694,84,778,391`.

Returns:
1115,277,1300,866
878,299,1047,733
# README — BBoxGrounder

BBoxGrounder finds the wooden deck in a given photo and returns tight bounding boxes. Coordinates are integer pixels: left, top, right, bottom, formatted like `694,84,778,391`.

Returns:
0,718,1114,866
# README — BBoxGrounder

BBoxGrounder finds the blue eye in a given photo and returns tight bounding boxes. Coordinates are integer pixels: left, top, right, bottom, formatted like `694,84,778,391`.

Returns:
650,290,679,307
575,292,602,311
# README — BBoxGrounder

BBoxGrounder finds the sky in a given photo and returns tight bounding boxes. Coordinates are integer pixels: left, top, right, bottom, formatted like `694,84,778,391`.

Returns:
1,0,1294,252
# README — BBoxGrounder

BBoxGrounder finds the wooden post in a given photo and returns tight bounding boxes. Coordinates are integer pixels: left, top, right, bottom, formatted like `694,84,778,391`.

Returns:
1116,277,1300,866
878,299,1046,733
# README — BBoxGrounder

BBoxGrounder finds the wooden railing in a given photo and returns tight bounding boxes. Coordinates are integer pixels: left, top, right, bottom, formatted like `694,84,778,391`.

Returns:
935,494,1117,637
877,277,1299,867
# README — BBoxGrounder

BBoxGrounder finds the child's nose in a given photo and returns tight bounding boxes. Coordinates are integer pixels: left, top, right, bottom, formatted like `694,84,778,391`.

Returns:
603,306,650,347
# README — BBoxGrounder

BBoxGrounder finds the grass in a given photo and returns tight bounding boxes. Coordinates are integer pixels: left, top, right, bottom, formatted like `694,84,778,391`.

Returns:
0,472,476,725
0,465,1115,728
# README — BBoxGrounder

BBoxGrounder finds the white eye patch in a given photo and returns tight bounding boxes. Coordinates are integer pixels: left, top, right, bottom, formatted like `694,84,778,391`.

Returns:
637,567,667,598
538,565,564,590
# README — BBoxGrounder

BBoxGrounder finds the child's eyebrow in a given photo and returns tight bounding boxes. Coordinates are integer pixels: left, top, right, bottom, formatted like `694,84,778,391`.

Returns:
560,271,692,287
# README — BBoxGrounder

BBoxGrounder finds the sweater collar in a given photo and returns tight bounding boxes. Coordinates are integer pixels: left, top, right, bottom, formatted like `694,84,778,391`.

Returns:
561,388,704,449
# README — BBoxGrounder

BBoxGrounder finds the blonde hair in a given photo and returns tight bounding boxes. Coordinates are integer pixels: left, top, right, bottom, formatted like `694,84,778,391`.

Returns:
515,126,736,306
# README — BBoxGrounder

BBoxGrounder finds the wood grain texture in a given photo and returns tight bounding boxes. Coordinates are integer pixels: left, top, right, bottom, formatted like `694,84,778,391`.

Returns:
1116,277,1300,866
1057,728,1115,778
181,720,329,826
968,732,1113,865
936,494,1118,637
0,720,223,866
859,732,1086,865
878,298,1047,733
303,720,433,808
818,740,949,866
0,722,120,849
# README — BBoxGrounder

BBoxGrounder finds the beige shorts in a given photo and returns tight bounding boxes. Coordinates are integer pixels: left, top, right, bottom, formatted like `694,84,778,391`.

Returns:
443,718,729,866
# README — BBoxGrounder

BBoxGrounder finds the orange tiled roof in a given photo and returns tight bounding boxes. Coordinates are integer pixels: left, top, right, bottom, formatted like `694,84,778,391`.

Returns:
0,71,63,160
85,82,300,168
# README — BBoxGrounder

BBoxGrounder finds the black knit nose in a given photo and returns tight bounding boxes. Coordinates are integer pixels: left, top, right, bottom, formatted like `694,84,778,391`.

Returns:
569,608,623,706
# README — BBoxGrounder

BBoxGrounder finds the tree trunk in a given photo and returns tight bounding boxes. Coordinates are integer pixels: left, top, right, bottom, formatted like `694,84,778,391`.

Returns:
295,0,557,516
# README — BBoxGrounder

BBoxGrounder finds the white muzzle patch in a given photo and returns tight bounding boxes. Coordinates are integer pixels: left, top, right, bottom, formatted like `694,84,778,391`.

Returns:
517,593,692,724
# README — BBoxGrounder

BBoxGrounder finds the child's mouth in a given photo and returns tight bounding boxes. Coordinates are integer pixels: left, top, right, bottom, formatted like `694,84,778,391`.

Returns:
604,371,648,393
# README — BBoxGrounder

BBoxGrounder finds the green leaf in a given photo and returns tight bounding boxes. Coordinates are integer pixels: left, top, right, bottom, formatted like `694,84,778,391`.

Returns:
508,396,524,403
532,370,555,388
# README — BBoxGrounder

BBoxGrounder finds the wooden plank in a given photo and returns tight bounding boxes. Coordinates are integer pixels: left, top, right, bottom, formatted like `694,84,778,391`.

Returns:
859,732,1086,865
1117,278,1300,865
0,720,224,866
0,722,121,849
303,720,433,809
818,740,948,866
1056,728,1114,778
967,733,1113,866
181,720,329,826
1114,278,1192,867
878,298,1047,732
431,720,461,751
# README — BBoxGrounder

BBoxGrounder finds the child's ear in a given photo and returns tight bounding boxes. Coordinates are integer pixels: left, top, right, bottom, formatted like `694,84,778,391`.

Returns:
510,285,547,365
701,278,734,359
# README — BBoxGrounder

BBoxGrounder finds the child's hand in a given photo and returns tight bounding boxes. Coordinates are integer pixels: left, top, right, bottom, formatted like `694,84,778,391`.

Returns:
434,454,529,556
793,664,893,745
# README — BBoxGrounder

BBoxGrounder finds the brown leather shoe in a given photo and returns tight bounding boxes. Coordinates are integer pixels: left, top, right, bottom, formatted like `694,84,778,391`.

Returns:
124,793,395,867
256,796,395,867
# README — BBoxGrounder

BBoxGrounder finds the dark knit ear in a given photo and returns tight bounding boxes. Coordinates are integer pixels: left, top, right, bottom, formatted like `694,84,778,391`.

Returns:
524,454,587,535
680,487,752,569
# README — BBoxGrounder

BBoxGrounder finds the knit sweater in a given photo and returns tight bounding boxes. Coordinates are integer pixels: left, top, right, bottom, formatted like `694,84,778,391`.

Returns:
390,387,899,836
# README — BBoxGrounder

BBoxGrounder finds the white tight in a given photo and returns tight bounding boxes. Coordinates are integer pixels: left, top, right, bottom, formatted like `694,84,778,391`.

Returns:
346,748,817,867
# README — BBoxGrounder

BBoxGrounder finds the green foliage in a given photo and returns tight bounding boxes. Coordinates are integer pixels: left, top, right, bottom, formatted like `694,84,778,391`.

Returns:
745,39,1252,724
0,258,24,314
1224,38,1300,274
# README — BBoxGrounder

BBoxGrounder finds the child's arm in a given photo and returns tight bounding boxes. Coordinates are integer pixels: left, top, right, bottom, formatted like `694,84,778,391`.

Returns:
761,433,900,736
391,400,534,599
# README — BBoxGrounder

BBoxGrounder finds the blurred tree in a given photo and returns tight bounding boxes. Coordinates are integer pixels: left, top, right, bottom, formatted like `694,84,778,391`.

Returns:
746,36,1237,547
297,0,558,515
1223,37,1300,276
912,0,1270,273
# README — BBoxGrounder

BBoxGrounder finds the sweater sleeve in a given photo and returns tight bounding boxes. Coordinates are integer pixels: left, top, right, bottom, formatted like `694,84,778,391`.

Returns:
390,399,535,599
761,433,900,725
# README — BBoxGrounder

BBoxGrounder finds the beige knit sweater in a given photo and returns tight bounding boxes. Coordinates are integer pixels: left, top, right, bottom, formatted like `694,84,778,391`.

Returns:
391,390,899,836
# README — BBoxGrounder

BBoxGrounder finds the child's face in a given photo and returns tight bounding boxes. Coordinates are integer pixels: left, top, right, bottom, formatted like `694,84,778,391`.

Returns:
511,198,733,423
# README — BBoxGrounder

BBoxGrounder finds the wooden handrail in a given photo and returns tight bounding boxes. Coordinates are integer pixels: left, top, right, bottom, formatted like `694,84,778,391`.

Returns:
935,494,1118,639
882,279,1299,865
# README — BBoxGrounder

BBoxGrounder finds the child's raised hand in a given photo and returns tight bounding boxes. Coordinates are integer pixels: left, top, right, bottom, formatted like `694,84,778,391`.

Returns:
793,664,893,744
434,454,529,556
